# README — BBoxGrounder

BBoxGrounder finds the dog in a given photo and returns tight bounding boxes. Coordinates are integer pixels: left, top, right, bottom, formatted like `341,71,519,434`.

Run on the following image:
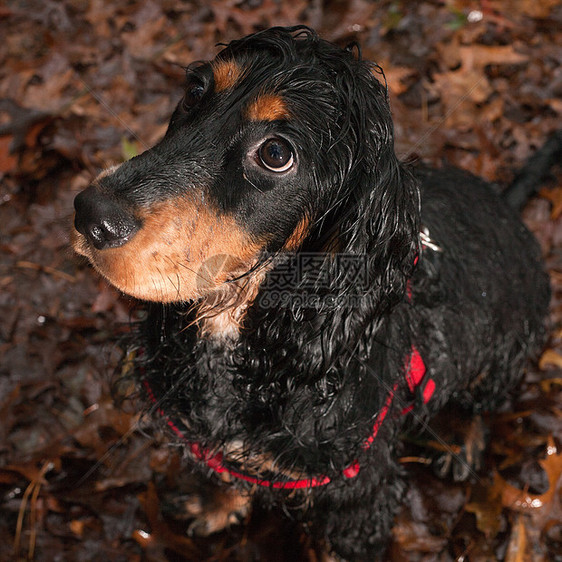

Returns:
72,26,553,560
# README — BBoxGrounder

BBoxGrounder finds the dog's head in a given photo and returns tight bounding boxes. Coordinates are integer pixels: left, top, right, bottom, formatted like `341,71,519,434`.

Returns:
73,26,419,308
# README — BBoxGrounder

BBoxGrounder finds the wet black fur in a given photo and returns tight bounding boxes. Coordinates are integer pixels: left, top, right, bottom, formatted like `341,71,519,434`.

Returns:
87,27,550,560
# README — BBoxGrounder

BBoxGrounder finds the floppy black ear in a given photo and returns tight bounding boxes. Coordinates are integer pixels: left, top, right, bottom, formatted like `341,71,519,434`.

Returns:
314,57,420,322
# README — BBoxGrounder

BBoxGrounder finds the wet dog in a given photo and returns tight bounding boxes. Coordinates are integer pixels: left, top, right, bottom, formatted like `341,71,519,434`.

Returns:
73,26,551,560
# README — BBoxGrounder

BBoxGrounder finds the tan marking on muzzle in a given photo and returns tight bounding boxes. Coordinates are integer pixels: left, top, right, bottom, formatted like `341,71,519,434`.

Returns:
72,195,263,303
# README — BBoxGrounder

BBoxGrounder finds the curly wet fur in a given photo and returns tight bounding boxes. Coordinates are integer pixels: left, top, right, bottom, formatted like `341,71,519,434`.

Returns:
74,27,550,560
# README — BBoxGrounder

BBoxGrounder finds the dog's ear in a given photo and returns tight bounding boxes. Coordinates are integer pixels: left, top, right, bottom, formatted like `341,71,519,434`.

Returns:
325,59,421,318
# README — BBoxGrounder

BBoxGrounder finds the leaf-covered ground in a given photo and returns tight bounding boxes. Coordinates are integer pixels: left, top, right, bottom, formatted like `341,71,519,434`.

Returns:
1,1,561,560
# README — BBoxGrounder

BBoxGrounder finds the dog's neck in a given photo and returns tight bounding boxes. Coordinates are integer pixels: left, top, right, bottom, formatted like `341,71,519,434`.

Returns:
200,308,242,340
196,264,270,341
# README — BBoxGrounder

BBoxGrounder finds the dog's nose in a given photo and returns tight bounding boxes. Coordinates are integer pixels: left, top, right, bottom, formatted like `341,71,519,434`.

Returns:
74,185,140,250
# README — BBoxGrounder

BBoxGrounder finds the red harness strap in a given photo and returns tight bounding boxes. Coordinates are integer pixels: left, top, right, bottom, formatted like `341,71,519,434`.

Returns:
143,346,435,489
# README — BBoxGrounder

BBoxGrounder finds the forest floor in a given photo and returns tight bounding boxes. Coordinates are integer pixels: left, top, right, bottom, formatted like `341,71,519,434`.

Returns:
1,1,561,560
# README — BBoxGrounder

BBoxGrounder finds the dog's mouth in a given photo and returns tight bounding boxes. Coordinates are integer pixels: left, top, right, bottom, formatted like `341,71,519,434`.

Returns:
72,187,263,303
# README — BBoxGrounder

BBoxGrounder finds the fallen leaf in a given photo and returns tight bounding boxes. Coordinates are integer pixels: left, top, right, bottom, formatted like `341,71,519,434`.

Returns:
500,437,562,512
539,187,562,220
505,514,528,562
459,44,528,71
539,348,562,370
511,0,561,18
0,135,17,173
466,476,504,538
382,64,417,95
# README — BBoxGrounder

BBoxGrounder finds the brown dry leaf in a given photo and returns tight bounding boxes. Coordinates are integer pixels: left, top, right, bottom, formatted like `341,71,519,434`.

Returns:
539,348,562,370
94,441,153,492
436,35,461,71
481,96,505,123
548,97,562,115
211,0,275,35
320,0,379,40
540,378,562,393
135,482,199,558
539,187,562,220
24,66,74,113
383,64,417,96
432,69,492,128
392,520,447,552
0,135,17,173
458,45,528,72
432,43,528,128
73,399,138,460
0,99,53,163
211,0,309,36
501,437,562,513
505,514,529,562
84,0,116,39
506,0,561,18
122,16,167,60
3,456,61,485
466,476,504,537
69,519,85,538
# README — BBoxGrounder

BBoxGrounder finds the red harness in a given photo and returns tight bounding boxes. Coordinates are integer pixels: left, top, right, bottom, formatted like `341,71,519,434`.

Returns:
143,346,435,490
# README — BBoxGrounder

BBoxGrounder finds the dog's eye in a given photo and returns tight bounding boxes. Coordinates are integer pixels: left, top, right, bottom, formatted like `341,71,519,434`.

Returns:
183,79,205,109
257,138,294,172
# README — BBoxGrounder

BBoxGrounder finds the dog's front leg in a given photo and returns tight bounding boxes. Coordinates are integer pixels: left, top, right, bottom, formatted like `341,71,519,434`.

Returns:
310,463,405,561
159,473,252,537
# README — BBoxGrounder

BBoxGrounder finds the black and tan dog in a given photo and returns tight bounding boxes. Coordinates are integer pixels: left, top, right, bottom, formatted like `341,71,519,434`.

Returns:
72,27,554,560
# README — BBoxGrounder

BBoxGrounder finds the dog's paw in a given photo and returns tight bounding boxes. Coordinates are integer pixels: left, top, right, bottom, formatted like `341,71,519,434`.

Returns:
185,488,250,537
160,479,251,537
433,414,488,481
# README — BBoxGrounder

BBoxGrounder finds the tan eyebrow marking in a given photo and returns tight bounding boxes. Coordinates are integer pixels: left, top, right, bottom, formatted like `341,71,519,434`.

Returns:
212,60,243,92
246,94,290,122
